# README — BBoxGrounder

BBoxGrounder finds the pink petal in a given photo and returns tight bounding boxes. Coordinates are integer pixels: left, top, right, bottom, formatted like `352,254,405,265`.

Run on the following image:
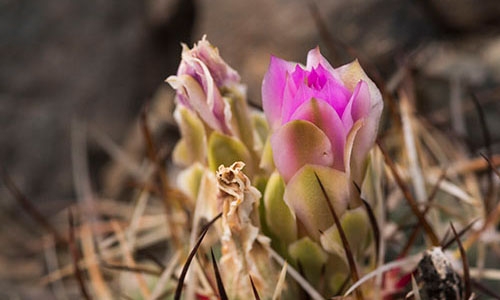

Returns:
178,37,240,88
289,98,347,171
337,60,383,186
194,37,241,87
176,41,234,134
350,80,371,120
306,47,341,80
320,72,351,116
167,75,223,132
271,120,334,182
350,104,383,186
281,70,302,124
343,119,364,183
337,59,383,103
342,119,365,208
281,66,351,124
262,56,297,131
341,80,370,129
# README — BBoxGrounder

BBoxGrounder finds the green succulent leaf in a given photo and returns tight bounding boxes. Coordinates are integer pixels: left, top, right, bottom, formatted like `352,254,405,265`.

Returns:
177,163,205,202
271,120,334,182
173,106,207,166
226,92,255,152
320,206,372,260
252,111,269,152
207,131,253,176
289,237,328,287
259,136,275,174
264,171,297,247
284,164,350,241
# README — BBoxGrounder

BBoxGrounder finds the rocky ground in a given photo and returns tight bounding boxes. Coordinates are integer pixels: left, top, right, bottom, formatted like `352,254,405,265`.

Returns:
1,0,500,298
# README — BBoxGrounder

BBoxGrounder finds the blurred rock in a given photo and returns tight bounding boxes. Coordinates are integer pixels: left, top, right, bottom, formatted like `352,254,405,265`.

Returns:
195,0,500,149
0,0,194,297
0,0,195,202
194,0,437,102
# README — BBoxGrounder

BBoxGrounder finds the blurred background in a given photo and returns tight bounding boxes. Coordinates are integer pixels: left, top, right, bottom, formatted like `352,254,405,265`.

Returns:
1,0,500,297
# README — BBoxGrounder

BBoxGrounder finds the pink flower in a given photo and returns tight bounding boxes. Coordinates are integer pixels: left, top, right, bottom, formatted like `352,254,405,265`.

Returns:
262,47,383,185
167,36,243,134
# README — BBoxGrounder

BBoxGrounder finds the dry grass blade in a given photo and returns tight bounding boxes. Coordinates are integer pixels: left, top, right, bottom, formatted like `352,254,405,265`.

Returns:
40,220,170,286
126,190,150,251
480,153,500,179
102,262,162,276
361,199,380,264
399,170,447,257
442,219,478,250
68,210,92,300
426,169,447,206
43,236,69,300
470,278,500,300
270,249,325,300
80,222,113,300
149,251,180,300
72,121,114,299
249,275,261,300
462,200,500,252
0,165,66,244
469,268,500,281
410,274,421,300
450,222,471,299
140,105,183,250
400,95,427,203
471,93,492,164
344,253,423,297
140,105,159,164
71,121,98,225
111,220,151,298
377,142,440,246
272,261,288,300
174,212,222,300
210,248,228,300
89,126,145,180
314,172,363,300
471,92,495,213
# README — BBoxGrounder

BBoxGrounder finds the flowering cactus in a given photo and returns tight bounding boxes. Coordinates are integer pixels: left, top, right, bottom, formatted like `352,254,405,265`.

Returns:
259,48,383,296
167,36,241,134
167,36,266,177
168,38,384,298
262,47,383,185
261,48,383,242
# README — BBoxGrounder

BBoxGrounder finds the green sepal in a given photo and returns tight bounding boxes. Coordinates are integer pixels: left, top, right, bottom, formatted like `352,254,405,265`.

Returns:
172,106,207,166
207,131,253,176
320,206,372,261
264,171,297,250
252,111,269,153
289,237,328,287
225,91,255,153
284,164,350,241
259,136,275,174
177,163,205,203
